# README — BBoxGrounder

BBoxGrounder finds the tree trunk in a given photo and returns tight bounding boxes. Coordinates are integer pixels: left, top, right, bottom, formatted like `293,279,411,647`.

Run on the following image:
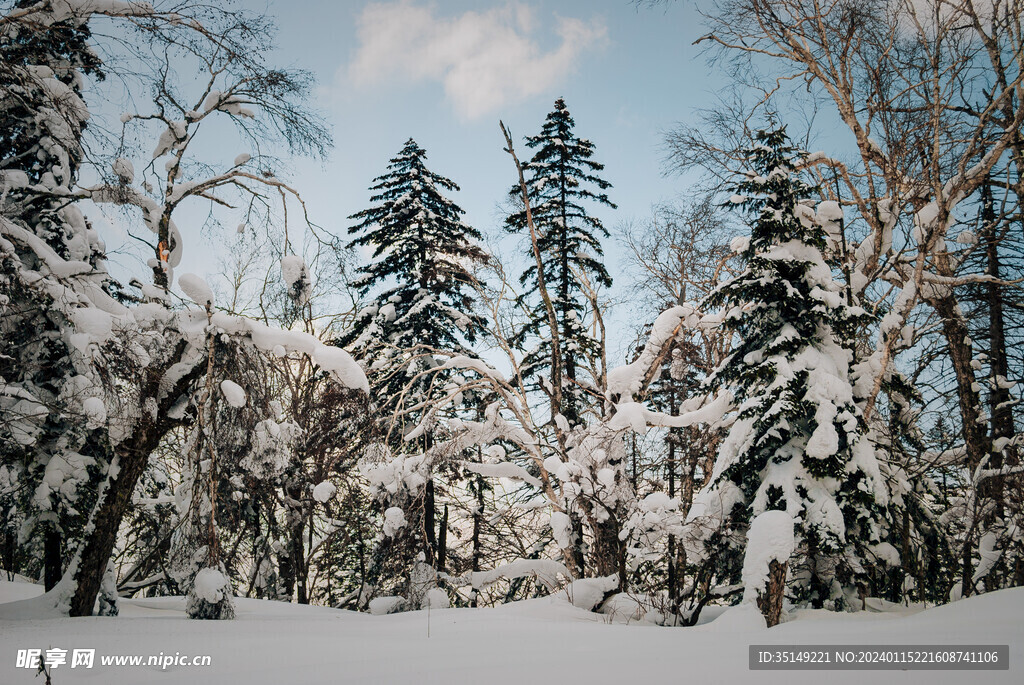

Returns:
2,527,16,579
667,421,678,607
589,509,625,590
569,516,586,578
557,152,577,425
277,541,296,601
470,488,482,607
68,344,204,617
283,481,307,604
437,505,448,574
44,525,61,591
423,478,436,568
925,293,987,597
757,559,787,628
293,526,307,604
982,186,1015,588
294,556,307,602
69,421,161,616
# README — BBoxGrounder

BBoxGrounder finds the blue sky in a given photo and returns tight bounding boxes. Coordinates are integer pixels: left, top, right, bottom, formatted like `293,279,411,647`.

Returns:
91,1,720,353
256,0,710,283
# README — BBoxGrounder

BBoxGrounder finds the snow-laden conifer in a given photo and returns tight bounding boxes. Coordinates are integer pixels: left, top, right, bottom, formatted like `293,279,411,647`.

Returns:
343,139,488,605
344,138,487,387
0,2,111,592
695,128,892,615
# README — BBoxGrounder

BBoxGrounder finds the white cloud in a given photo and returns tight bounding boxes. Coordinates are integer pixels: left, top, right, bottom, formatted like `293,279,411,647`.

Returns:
346,1,607,120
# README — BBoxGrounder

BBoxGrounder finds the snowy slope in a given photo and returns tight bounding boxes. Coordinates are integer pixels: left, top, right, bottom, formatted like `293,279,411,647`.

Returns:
1,579,1021,684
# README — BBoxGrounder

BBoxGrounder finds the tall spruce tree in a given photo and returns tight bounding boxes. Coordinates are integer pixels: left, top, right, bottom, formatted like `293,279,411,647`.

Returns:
342,139,487,600
344,138,486,388
697,128,892,617
506,98,615,427
0,3,111,591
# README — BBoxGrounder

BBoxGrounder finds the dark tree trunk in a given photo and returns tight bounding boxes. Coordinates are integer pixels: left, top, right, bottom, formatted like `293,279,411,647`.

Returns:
470,512,481,607
900,506,912,603
293,525,307,604
630,434,638,491
926,293,987,598
667,432,678,607
557,156,577,425
757,559,787,628
930,296,987,470
569,515,586,579
283,480,307,604
470,497,483,603
470,434,485,608
667,383,679,607
423,479,436,567
278,541,295,601
68,344,204,617
44,525,61,591
983,188,1014,507
294,555,307,602
2,527,16,579
980,182,1018,592
589,509,625,590
437,505,448,574
69,420,162,616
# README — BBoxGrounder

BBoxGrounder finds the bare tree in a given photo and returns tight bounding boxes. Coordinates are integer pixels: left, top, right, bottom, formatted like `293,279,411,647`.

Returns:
0,1,364,617
619,196,738,608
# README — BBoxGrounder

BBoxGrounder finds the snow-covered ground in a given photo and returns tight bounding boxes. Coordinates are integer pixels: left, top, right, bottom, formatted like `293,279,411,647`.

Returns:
1,577,1020,684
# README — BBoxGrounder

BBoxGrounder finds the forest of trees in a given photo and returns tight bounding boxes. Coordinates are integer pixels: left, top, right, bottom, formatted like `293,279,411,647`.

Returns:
1,0,1022,630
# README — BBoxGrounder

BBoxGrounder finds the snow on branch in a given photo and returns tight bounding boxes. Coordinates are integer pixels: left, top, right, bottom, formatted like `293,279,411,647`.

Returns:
606,304,702,402
472,558,570,592
440,355,506,383
183,310,368,393
461,460,542,489
609,391,733,434
0,217,127,317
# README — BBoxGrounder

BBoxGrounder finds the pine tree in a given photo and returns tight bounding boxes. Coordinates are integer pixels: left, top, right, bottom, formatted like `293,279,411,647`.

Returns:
344,138,487,393
0,3,111,591
1,1,103,252
698,128,892,618
506,98,615,426
342,139,488,601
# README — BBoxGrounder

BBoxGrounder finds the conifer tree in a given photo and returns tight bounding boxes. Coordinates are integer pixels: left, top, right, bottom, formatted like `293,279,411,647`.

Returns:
0,3,111,591
506,98,615,426
344,138,487,395
697,128,892,619
343,139,488,600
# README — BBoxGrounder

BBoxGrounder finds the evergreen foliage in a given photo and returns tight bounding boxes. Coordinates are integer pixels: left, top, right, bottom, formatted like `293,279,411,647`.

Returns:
700,128,892,607
506,98,615,425
343,138,487,401
0,3,111,589
342,139,489,603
